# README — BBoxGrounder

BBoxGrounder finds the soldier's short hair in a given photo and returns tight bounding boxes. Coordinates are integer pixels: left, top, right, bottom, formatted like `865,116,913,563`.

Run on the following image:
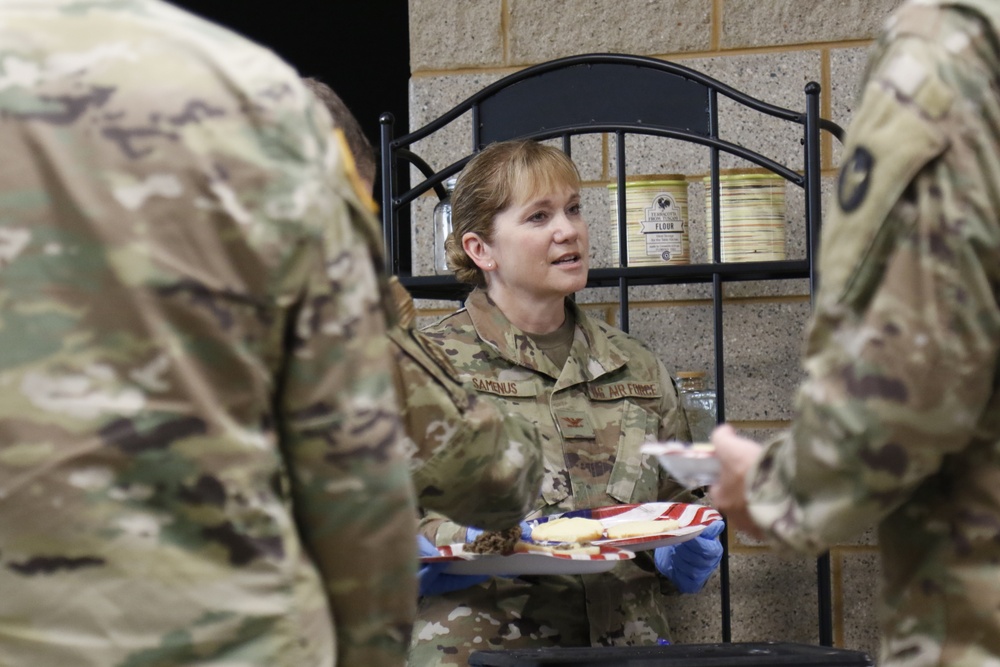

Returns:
448,140,581,287
302,76,376,188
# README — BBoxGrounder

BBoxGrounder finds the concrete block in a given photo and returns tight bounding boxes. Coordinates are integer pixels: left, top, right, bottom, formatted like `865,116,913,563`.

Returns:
408,71,507,181
722,299,810,421
727,550,820,644
409,0,504,71
837,550,881,661
666,574,725,643
409,195,438,278
627,302,718,384
720,0,903,49
829,46,872,165
508,0,711,65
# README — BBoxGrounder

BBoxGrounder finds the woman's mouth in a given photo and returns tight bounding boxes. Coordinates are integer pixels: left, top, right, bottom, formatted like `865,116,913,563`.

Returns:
552,253,581,265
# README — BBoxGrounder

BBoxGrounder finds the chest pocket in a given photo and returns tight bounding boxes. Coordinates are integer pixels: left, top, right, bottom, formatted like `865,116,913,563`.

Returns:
466,374,570,508
588,382,662,504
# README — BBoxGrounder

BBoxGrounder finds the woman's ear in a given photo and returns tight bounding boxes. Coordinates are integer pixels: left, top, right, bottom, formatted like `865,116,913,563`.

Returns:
462,232,494,272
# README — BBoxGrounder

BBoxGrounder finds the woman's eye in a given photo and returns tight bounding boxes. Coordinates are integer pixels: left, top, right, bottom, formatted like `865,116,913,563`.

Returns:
527,211,548,223
568,203,582,216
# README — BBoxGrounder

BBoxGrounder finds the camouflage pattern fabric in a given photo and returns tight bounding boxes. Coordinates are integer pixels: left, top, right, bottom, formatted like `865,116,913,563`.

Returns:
409,289,693,666
0,2,417,666
387,279,544,529
745,1,1000,665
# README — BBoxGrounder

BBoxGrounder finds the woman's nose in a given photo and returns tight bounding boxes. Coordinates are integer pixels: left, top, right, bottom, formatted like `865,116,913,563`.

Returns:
553,213,582,241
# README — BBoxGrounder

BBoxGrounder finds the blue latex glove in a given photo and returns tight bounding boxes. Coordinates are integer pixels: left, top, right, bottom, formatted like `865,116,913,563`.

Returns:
417,535,488,596
654,520,725,594
465,521,533,542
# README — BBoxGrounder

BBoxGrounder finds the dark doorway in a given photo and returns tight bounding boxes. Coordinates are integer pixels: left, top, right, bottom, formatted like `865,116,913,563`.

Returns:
170,0,410,149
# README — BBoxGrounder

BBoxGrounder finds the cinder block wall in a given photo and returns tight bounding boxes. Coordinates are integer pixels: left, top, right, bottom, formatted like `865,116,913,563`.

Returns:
404,0,904,658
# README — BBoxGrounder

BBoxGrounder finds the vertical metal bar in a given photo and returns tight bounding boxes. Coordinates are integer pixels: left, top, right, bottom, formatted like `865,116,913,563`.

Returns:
615,130,629,332
804,81,823,298
472,103,482,152
805,81,834,648
706,89,732,644
379,112,397,275
562,134,572,158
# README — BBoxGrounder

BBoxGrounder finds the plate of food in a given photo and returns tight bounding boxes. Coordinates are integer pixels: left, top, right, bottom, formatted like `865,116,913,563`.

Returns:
527,501,722,552
421,528,635,576
641,441,720,489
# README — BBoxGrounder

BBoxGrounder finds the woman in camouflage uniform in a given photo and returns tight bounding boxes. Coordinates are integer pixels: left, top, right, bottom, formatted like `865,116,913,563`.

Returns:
409,140,724,666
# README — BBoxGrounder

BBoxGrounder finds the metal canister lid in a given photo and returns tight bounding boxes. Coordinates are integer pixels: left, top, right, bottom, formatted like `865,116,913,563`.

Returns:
608,173,688,189
702,167,782,182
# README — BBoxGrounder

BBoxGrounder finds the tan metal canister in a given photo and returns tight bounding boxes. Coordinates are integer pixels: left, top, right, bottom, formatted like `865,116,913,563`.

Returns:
608,174,690,266
703,168,786,262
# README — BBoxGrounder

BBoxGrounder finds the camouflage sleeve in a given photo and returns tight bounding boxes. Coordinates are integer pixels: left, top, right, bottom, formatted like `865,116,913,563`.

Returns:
278,104,417,663
390,324,544,530
745,8,1000,554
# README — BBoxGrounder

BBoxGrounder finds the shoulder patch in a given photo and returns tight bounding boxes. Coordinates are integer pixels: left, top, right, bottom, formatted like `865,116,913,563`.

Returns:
837,146,874,213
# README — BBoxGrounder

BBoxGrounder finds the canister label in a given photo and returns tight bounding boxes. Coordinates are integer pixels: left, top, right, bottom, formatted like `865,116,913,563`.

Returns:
704,170,786,262
609,176,690,266
639,192,685,262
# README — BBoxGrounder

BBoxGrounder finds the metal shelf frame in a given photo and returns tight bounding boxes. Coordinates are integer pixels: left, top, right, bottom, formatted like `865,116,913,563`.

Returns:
379,52,844,646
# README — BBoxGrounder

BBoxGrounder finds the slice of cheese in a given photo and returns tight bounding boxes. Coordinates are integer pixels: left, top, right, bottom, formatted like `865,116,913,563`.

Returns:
605,519,680,539
530,517,605,543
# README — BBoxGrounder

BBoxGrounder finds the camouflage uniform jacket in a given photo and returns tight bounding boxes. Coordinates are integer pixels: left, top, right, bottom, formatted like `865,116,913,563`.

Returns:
0,2,417,666
387,284,544,529
410,289,692,666
745,1,1000,665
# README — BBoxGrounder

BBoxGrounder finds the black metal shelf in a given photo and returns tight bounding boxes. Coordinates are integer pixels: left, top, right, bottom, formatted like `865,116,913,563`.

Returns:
401,260,811,301
381,52,845,647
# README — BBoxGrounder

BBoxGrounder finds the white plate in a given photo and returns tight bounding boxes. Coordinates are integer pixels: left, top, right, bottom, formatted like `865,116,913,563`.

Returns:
642,441,720,488
529,501,722,552
422,543,635,576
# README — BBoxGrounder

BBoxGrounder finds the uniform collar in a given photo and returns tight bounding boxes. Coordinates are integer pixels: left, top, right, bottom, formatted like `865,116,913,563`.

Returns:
465,288,629,381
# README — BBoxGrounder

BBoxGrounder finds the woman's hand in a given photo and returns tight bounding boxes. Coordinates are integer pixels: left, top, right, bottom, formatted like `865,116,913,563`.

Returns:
416,535,489,596
653,520,725,593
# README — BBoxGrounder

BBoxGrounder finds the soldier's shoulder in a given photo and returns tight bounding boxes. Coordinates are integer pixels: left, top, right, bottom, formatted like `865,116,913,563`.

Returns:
421,309,473,337
589,315,657,359
419,309,489,364
577,312,663,380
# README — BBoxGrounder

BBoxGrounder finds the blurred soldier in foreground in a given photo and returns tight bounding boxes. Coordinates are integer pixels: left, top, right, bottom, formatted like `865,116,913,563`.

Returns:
303,76,545,531
711,1,1000,665
0,2,416,666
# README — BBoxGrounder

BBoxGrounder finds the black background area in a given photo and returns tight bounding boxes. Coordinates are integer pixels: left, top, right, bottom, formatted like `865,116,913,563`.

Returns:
171,0,410,150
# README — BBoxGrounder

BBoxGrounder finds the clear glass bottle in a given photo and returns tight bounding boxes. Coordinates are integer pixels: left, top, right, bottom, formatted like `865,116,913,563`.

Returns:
675,370,717,442
433,176,458,274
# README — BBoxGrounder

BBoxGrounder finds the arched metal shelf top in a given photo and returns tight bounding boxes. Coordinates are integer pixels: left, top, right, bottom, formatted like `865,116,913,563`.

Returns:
392,124,809,210
381,53,844,229
386,53,844,149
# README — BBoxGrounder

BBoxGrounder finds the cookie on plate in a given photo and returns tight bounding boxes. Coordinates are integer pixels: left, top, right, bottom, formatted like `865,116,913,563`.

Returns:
531,517,604,543
604,519,680,539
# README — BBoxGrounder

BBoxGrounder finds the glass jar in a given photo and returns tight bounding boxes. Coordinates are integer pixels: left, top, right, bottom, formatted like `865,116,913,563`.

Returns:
675,370,717,442
433,176,458,274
